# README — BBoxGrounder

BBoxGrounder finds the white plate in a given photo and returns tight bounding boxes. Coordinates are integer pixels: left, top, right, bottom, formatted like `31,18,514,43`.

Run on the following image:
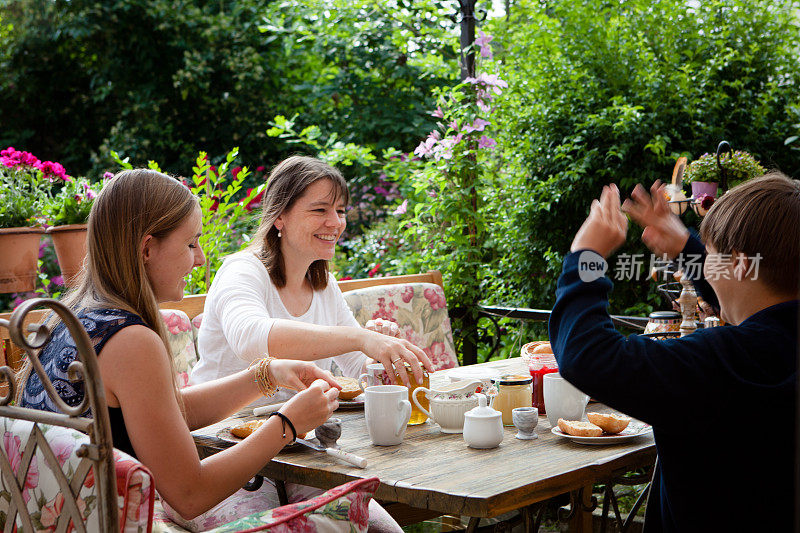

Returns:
337,394,365,409
551,421,652,445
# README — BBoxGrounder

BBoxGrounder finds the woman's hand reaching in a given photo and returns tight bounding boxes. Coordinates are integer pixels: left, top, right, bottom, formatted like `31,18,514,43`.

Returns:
268,359,341,392
360,330,434,388
621,180,690,259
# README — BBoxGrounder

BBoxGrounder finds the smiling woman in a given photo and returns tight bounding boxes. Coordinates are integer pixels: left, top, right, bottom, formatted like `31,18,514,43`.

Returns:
190,156,432,532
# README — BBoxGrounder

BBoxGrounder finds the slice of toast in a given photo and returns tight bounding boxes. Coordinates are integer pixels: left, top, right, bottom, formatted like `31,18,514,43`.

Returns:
335,376,363,400
587,412,631,434
557,418,603,437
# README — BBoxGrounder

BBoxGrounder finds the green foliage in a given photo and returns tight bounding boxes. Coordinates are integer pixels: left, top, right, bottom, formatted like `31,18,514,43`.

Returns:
45,178,102,226
684,151,767,185
484,0,800,313
0,165,46,228
112,147,262,294
0,0,454,178
188,149,262,294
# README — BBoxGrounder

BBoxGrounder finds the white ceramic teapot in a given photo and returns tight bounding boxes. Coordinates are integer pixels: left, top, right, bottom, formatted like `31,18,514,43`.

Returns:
462,394,504,449
411,379,481,434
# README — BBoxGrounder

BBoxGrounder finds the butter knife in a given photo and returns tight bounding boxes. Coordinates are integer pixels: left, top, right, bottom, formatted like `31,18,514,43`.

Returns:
294,438,367,469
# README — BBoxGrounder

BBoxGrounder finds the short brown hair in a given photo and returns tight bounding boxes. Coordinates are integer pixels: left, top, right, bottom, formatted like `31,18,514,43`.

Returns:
700,171,800,295
247,156,349,290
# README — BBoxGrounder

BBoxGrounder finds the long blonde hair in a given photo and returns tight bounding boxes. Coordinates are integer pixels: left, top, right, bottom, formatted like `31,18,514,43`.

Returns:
35,169,197,408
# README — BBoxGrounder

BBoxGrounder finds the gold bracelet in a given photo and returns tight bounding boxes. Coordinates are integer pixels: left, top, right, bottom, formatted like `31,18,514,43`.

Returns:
249,357,277,397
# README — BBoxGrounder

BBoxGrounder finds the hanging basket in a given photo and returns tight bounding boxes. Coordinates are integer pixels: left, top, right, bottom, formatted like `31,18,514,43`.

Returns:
0,227,45,293
46,224,88,287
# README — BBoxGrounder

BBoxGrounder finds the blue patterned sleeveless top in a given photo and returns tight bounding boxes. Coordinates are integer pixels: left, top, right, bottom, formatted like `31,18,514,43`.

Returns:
21,308,145,458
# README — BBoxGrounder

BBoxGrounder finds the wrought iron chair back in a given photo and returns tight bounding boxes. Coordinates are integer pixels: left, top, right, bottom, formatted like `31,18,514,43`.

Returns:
0,298,118,531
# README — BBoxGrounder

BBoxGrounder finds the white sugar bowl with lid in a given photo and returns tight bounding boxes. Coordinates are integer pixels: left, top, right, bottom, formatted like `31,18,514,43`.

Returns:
462,394,504,449
411,379,481,434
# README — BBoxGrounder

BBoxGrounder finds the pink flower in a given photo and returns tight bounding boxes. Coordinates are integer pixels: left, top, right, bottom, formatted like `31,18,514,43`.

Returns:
162,311,190,334
402,285,414,303
41,492,86,531
431,106,444,118
348,491,371,526
231,166,242,179
39,161,70,181
256,165,266,173
4,431,38,503
475,30,494,59
424,341,453,369
393,199,408,216
465,73,508,95
463,118,490,133
51,439,74,467
423,287,447,310
414,137,437,158
103,171,115,180
478,135,497,150
52,276,65,286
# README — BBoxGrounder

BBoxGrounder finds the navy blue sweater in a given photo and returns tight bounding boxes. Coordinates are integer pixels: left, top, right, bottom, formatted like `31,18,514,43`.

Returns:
549,240,797,532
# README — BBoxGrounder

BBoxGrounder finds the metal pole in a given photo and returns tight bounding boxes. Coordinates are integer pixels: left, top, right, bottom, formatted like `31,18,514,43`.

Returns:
459,0,477,81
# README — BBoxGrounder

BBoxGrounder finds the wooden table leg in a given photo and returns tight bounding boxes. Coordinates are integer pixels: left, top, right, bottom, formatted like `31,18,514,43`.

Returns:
569,485,594,533
275,479,289,506
465,517,480,533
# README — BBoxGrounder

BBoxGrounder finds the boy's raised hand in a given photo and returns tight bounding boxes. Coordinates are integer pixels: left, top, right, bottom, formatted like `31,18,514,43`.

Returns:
570,184,628,259
621,181,689,259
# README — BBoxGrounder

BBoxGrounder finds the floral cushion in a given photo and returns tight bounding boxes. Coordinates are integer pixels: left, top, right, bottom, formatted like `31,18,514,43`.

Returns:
160,309,199,388
0,418,155,532
343,283,459,370
151,477,379,533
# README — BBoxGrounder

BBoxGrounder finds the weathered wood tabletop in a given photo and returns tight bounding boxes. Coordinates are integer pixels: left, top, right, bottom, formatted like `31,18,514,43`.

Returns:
192,358,656,521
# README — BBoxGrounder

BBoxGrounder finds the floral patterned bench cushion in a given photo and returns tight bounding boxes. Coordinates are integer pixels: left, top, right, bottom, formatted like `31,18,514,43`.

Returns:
160,309,199,388
151,477,380,532
343,282,459,370
0,418,154,532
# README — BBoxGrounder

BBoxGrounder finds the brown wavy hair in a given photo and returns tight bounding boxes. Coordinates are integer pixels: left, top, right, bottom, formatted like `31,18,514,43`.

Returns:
247,156,349,290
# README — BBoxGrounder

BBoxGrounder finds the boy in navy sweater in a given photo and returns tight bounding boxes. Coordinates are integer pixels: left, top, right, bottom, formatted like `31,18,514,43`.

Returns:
549,173,799,532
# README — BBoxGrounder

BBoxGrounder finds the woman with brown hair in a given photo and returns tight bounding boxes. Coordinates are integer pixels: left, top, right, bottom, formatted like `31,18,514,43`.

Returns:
21,169,343,529
190,156,433,403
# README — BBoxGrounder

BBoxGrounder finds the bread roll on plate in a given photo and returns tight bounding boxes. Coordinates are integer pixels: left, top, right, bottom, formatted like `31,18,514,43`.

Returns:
230,419,307,439
586,412,631,434
334,376,363,400
557,419,603,437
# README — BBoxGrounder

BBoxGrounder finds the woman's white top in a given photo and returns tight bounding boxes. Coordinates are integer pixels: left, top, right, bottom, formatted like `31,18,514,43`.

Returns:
189,251,367,405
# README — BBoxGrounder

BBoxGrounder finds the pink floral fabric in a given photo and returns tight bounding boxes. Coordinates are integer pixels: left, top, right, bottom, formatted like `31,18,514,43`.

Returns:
160,309,199,388
343,282,459,370
151,478,379,533
0,418,155,533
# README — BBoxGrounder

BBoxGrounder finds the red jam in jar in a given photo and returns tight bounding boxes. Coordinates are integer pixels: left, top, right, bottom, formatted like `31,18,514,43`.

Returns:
528,354,558,414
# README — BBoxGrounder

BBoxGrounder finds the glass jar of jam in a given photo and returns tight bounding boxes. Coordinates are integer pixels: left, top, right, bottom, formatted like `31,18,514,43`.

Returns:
527,354,558,415
491,375,533,426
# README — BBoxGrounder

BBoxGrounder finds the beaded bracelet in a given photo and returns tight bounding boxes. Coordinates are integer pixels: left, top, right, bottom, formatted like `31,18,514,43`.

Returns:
248,357,277,397
268,411,297,443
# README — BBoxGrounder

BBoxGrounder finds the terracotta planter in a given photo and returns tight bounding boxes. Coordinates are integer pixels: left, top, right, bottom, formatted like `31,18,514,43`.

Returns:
691,181,718,199
0,227,45,293
47,224,88,287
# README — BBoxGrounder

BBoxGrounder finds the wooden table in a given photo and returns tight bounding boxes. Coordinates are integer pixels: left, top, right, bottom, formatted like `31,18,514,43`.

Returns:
193,359,656,531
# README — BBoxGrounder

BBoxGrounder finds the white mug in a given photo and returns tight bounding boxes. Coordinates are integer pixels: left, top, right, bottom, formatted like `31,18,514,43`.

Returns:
359,363,392,392
364,385,412,446
543,373,589,428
